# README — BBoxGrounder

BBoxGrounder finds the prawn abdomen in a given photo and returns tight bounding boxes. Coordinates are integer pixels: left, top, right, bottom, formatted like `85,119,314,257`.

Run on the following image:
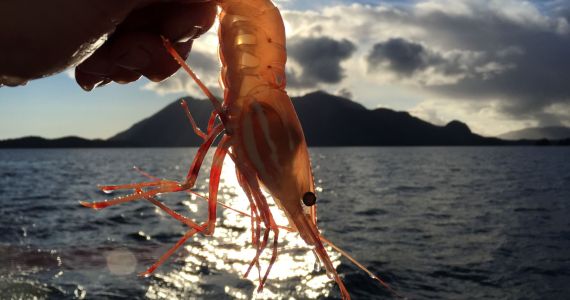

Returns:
231,89,312,202
219,1,287,98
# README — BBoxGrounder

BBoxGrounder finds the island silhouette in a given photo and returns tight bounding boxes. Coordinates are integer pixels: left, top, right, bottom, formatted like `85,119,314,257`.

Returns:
1,91,568,147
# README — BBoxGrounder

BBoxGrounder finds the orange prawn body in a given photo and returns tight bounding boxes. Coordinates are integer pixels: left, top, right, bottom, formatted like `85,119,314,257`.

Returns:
216,0,351,297
218,0,316,241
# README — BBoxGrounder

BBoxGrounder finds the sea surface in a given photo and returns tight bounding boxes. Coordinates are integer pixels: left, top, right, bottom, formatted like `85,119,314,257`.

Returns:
0,147,569,300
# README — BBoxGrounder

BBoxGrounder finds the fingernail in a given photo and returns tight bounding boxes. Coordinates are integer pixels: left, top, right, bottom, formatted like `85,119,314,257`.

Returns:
175,26,201,43
192,26,205,39
80,83,94,91
116,47,151,71
147,74,164,82
0,75,28,87
96,78,111,88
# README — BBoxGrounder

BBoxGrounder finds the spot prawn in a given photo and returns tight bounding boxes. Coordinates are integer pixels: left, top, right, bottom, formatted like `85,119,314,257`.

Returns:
81,0,401,298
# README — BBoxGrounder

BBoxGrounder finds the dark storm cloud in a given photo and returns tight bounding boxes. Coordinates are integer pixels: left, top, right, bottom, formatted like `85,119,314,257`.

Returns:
367,38,434,75
366,37,492,86
287,37,356,88
415,10,570,125
434,30,570,124
358,1,570,126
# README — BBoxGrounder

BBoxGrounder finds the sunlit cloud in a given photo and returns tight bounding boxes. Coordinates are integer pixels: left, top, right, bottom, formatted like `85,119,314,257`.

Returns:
64,69,75,80
366,38,517,86
287,37,356,89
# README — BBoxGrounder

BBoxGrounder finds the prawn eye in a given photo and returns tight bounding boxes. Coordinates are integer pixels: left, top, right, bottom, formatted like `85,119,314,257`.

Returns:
302,192,317,206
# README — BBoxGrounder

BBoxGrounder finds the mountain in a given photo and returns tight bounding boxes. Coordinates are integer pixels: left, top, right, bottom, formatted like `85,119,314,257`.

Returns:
499,126,570,140
0,136,127,148
110,98,213,147
110,91,511,146
5,91,554,148
292,91,507,146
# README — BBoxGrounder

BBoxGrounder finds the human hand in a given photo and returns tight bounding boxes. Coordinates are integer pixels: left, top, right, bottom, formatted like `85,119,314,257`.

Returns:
75,0,217,91
0,0,217,90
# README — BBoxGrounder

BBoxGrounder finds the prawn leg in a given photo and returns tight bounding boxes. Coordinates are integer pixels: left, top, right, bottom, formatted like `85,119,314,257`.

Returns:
135,195,207,277
97,180,173,193
233,160,281,291
140,223,206,277
82,124,224,210
180,99,207,140
140,191,264,276
247,180,280,291
261,228,279,292
124,134,231,278
162,37,224,117
234,162,262,245
206,111,218,134
235,168,263,281
144,195,203,232
183,124,223,186
164,38,224,136
244,227,270,278
80,184,183,209
205,134,231,235
132,165,161,181
230,154,273,283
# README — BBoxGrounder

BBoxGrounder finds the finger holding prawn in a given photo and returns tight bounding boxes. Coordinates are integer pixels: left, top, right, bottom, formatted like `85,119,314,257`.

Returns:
75,0,217,90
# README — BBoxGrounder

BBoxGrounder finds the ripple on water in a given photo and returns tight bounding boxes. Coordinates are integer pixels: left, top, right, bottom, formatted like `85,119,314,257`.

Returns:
513,207,549,213
354,208,388,216
0,278,68,299
10,195,52,201
393,185,436,193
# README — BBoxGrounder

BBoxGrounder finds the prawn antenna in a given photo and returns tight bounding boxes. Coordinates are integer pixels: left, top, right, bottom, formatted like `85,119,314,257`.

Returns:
319,235,406,299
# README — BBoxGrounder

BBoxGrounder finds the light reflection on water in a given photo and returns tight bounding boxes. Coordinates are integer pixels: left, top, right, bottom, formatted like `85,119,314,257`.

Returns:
145,160,341,299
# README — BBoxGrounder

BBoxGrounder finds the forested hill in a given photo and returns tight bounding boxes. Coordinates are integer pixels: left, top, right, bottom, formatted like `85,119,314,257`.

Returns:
109,91,513,146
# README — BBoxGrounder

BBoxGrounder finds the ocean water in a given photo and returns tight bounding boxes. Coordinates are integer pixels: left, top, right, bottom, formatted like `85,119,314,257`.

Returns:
0,147,569,299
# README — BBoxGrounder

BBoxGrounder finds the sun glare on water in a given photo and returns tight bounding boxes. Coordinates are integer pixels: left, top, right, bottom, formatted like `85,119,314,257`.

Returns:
145,159,340,299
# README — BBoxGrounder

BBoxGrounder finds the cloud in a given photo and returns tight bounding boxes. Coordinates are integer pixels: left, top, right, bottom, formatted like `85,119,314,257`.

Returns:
281,0,570,133
286,37,356,88
397,1,570,127
336,87,354,99
64,69,75,80
367,38,429,75
366,38,516,86
409,97,538,136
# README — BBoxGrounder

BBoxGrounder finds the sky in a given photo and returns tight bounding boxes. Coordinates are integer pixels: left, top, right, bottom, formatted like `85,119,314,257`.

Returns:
1,0,569,139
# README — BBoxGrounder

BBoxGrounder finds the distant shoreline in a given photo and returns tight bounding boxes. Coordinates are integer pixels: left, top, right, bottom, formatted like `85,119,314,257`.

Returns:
3,92,569,148
1,136,568,149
